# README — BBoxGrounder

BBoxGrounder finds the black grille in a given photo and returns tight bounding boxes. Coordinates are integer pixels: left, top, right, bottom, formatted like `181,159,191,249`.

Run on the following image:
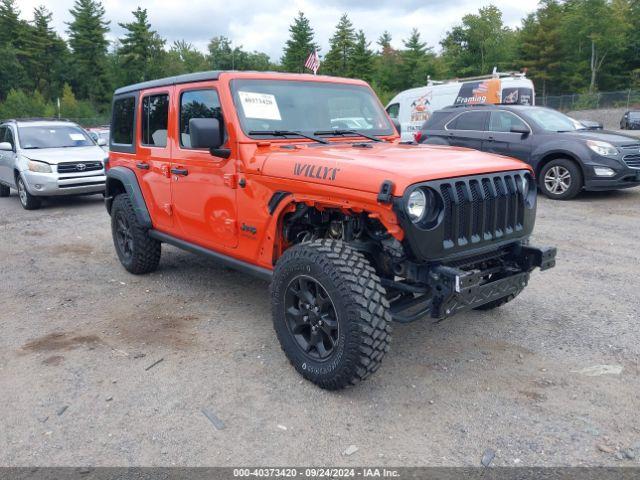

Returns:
57,161,103,173
622,153,640,169
439,171,527,248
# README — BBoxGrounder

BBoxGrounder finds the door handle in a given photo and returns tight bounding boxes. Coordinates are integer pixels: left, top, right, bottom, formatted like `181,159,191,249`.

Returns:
170,167,188,176
486,136,495,141
136,162,149,170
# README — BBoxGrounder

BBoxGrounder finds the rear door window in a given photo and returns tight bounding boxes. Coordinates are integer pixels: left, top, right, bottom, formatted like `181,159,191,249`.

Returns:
448,111,487,131
141,94,169,147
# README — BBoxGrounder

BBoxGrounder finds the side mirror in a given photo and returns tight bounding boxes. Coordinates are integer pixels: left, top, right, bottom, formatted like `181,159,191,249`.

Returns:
0,142,13,151
392,118,401,134
97,138,107,146
510,125,530,136
189,117,223,149
189,117,230,159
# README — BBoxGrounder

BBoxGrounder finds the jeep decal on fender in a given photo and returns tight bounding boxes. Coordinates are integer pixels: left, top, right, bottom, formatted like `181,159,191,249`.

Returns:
293,163,340,181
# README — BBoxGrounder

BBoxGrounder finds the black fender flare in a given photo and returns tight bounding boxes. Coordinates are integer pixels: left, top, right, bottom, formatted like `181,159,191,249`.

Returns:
105,166,152,229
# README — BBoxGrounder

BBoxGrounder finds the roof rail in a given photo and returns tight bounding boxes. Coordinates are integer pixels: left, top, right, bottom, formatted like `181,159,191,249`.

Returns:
2,117,72,123
427,67,528,86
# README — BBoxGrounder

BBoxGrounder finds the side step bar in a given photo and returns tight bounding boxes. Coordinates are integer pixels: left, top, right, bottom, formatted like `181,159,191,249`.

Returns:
148,230,273,282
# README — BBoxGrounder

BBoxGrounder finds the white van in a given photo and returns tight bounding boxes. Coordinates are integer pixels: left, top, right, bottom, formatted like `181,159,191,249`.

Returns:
386,69,535,141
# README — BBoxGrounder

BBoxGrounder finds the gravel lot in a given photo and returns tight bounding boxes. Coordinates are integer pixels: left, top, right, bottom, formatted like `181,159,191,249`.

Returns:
1,186,639,467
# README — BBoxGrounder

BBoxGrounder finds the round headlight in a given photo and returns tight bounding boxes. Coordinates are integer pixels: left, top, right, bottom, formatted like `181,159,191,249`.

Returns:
407,189,427,223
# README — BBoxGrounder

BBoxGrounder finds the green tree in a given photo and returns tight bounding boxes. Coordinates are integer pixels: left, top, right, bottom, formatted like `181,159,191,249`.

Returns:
165,40,208,75
322,14,356,76
518,0,565,96
0,0,23,46
23,6,70,99
400,28,435,88
67,0,111,104
371,31,404,101
0,45,26,99
0,88,53,118
281,11,318,73
117,7,166,84
441,5,517,77
208,36,235,69
350,30,373,82
557,0,628,93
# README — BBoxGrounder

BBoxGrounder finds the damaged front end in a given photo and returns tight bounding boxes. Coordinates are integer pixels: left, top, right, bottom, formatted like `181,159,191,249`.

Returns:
382,169,557,322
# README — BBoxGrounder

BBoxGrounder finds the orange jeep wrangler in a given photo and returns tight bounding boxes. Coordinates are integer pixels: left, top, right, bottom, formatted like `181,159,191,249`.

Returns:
105,71,556,389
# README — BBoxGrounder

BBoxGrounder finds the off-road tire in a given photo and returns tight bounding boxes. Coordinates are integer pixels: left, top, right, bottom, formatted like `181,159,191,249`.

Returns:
473,291,520,311
0,183,9,197
271,239,392,390
111,193,161,274
16,175,41,210
539,158,583,200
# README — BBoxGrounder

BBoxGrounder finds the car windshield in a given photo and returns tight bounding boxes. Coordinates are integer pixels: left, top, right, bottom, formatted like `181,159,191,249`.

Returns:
231,79,394,139
19,125,94,149
525,108,583,132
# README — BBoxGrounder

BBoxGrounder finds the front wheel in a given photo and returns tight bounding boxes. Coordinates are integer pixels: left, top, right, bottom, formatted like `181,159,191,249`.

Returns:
539,159,583,200
16,176,41,210
271,239,392,390
111,194,161,274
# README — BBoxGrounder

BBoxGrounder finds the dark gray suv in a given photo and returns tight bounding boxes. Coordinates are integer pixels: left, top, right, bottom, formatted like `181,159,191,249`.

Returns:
419,105,640,199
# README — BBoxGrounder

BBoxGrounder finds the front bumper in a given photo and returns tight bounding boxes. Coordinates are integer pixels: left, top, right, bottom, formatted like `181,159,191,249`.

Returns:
388,244,557,322
21,170,106,196
583,152,640,191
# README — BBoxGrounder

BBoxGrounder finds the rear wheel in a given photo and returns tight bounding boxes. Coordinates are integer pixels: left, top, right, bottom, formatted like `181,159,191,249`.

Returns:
111,194,161,274
16,176,41,210
0,183,9,197
539,159,582,200
271,239,392,390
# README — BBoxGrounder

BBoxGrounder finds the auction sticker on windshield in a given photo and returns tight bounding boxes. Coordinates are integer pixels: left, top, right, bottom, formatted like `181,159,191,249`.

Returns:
69,133,86,141
238,91,281,120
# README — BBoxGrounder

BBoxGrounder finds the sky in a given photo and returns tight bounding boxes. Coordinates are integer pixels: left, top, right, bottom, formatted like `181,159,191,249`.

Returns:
15,0,540,61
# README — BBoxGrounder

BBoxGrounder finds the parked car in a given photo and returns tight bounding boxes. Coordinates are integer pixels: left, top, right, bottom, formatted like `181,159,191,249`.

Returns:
87,126,110,151
105,71,555,390
0,119,108,209
386,69,535,141
419,104,640,200
620,110,640,130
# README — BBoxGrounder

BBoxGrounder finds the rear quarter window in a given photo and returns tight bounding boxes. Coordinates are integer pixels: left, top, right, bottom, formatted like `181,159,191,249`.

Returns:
111,95,137,153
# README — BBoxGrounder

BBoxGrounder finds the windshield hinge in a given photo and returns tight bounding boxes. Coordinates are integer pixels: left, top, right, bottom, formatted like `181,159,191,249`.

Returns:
224,173,238,189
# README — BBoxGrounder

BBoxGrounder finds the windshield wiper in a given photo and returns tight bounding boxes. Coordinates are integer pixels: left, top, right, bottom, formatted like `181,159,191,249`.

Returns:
314,129,382,142
248,130,328,144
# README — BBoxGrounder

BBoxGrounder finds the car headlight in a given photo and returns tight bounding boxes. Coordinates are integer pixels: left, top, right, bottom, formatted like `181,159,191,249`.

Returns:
407,189,427,223
27,160,52,173
587,140,618,156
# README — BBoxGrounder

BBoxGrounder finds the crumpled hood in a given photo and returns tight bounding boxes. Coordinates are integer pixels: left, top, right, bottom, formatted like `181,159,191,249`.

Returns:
260,142,529,195
20,146,106,165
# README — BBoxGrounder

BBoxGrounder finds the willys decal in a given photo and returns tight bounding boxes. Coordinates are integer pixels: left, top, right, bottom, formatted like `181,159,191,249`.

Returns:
293,163,341,181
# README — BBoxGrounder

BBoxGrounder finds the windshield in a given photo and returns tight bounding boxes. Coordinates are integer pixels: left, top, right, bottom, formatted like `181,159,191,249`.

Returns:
19,125,94,149
526,108,582,132
231,79,393,139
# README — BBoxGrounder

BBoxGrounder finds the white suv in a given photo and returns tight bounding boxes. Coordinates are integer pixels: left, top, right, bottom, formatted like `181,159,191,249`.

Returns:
0,119,108,209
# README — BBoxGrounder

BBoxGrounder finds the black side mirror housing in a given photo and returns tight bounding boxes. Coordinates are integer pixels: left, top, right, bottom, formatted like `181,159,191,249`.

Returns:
189,117,230,158
510,125,530,136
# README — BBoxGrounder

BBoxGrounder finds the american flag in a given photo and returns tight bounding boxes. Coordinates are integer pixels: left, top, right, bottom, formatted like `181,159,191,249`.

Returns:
304,50,320,75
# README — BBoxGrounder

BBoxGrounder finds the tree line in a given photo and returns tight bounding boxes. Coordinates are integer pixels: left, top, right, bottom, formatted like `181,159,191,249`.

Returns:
1,0,639,123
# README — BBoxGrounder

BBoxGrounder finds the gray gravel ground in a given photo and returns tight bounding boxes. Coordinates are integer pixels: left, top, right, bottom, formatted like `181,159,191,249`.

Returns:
0,187,639,467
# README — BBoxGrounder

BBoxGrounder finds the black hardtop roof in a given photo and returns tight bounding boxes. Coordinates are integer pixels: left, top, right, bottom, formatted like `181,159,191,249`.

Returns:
114,71,223,95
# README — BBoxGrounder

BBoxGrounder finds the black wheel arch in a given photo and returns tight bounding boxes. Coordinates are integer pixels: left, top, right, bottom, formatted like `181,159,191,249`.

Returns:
105,166,152,229
533,150,585,181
